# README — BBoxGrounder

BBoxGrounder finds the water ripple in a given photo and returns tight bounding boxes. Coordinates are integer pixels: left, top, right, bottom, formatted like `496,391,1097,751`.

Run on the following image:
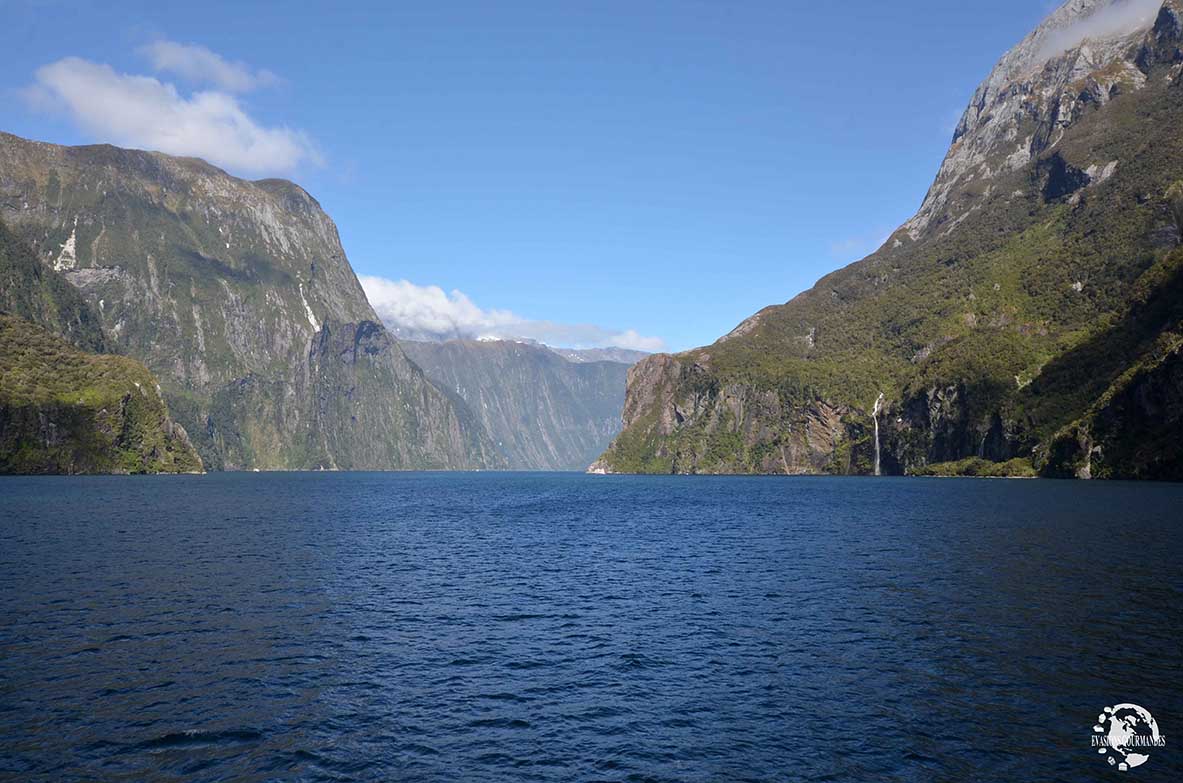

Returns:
1,473,1181,781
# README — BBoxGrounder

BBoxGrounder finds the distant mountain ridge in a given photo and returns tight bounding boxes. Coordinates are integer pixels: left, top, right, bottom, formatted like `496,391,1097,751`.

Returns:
402,339,632,471
595,0,1183,479
550,347,649,365
386,326,650,367
0,132,501,471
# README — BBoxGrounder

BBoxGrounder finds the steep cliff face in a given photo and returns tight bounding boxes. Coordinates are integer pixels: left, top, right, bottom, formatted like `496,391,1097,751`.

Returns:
0,219,105,353
0,133,498,470
1044,344,1183,480
401,339,630,471
1,220,201,474
594,353,850,474
0,315,203,474
597,0,1183,478
1038,241,1183,479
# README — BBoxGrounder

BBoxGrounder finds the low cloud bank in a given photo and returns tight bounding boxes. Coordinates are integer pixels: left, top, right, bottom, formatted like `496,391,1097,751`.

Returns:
1036,0,1162,61
359,276,665,352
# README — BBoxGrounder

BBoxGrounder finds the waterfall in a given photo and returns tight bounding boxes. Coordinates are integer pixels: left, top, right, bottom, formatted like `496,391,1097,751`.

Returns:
872,393,885,477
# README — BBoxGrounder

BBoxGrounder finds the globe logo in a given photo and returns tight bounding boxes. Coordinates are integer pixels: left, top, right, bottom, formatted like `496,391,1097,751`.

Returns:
1091,704,1167,771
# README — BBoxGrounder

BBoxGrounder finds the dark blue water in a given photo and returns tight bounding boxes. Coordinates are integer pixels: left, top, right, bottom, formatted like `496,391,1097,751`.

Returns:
1,474,1180,782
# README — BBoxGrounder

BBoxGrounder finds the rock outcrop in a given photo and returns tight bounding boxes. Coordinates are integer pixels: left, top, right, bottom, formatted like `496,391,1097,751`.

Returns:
0,218,105,353
0,315,203,475
1044,343,1183,480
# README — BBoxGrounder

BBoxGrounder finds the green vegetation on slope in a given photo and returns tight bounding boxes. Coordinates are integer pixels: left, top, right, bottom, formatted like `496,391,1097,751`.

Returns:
0,219,106,353
909,458,1037,478
0,315,203,474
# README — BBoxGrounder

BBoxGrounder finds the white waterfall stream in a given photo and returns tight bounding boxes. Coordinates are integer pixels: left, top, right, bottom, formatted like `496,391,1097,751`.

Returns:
872,393,885,477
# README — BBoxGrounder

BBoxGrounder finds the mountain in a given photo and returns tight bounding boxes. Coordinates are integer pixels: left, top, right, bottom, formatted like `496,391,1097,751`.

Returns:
595,0,1183,479
550,347,650,365
0,217,106,353
401,339,631,470
0,220,201,474
0,132,501,471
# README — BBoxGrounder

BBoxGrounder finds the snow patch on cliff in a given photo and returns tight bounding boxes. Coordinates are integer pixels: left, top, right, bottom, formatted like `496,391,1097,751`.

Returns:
299,282,320,332
53,218,78,271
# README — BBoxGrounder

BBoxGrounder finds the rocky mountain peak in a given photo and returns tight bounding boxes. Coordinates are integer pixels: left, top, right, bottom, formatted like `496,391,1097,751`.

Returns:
974,0,1137,91
902,0,1174,240
961,0,1161,129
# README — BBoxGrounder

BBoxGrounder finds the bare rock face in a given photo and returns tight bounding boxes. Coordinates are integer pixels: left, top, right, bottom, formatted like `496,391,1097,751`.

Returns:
0,133,499,470
904,0,1162,240
597,0,1183,478
596,352,852,475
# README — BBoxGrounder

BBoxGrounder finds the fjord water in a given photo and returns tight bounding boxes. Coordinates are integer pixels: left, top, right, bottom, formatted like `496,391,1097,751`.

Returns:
1,475,1180,782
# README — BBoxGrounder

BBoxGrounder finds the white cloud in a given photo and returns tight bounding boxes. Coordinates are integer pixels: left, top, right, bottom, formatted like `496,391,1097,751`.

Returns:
25,56,318,176
359,276,665,352
1036,0,1162,61
140,40,280,93
603,329,666,352
359,277,517,337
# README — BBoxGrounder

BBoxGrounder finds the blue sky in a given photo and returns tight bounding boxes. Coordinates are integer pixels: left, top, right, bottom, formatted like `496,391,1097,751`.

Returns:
2,0,1061,351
